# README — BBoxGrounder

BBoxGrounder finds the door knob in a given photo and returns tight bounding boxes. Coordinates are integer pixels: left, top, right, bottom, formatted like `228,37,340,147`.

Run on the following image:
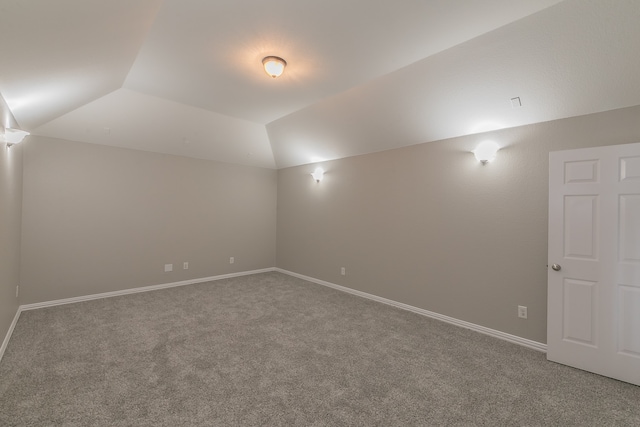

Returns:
551,263,562,271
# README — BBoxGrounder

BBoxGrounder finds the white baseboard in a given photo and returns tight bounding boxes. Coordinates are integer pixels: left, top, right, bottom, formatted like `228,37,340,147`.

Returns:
275,268,547,353
0,307,22,363
19,268,276,312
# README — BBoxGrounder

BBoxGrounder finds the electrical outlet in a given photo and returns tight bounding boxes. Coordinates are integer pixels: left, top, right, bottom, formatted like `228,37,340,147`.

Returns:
183,262,189,270
341,267,346,276
230,257,235,264
518,305,528,319
164,263,173,272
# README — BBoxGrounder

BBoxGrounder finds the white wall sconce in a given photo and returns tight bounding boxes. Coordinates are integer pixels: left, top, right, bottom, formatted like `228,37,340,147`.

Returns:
311,167,324,183
2,128,30,148
473,141,500,164
262,56,287,78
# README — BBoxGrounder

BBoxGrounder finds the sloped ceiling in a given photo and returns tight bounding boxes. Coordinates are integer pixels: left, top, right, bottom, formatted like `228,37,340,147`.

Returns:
1,0,639,169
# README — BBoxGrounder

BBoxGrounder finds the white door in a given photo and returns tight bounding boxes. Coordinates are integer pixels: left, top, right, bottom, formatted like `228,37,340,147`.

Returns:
547,141,640,386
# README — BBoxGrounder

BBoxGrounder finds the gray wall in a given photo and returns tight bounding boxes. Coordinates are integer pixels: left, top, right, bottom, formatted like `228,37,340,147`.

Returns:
20,137,277,304
10,105,640,344
276,105,640,344
0,102,23,344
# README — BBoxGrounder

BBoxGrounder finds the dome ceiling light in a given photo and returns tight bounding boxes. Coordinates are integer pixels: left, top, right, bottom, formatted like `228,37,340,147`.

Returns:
262,56,287,78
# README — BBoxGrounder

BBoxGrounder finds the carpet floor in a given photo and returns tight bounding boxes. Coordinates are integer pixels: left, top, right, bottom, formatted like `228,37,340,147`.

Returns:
1,271,639,426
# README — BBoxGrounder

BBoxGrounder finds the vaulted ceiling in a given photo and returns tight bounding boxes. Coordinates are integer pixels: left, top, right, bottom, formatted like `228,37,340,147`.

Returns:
1,0,639,169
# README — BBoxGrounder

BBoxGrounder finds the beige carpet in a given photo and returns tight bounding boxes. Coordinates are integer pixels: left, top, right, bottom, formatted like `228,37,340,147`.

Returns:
1,271,639,426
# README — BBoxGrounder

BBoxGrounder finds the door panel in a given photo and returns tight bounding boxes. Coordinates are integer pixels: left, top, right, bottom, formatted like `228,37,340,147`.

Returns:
619,195,640,262
618,284,640,357
564,159,599,183
564,195,599,260
620,156,640,181
562,278,598,347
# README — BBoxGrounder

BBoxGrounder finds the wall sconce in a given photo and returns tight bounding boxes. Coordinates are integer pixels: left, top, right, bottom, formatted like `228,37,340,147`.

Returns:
473,141,500,164
262,56,287,78
311,167,324,183
2,128,30,148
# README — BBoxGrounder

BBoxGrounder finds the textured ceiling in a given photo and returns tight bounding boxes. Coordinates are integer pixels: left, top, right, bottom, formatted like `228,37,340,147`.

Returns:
1,0,639,169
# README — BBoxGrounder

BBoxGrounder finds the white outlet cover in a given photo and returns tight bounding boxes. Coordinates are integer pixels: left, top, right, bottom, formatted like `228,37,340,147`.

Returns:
518,305,527,318
164,263,173,272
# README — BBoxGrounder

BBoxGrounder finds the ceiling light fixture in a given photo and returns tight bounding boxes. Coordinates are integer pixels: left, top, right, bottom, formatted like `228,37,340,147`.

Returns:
262,56,287,78
2,128,30,148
